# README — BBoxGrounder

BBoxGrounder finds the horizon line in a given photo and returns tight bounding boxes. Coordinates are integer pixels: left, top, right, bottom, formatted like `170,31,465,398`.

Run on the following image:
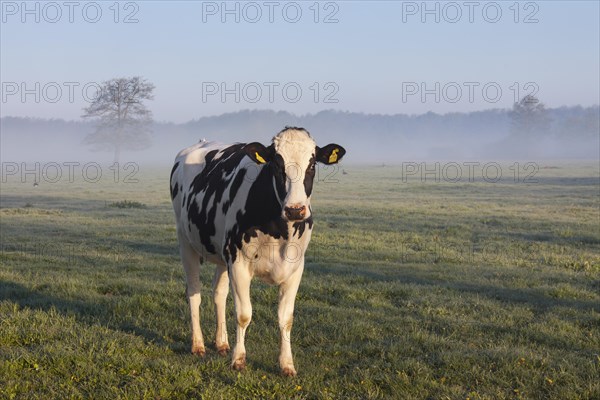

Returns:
2,104,599,125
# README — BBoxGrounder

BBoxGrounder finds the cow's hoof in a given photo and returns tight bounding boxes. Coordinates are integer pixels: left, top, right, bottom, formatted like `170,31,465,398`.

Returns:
191,345,206,357
281,366,297,377
217,344,230,357
231,357,246,371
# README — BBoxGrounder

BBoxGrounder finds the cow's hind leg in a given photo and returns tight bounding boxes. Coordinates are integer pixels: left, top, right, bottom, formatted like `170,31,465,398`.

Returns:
178,231,205,356
212,263,230,356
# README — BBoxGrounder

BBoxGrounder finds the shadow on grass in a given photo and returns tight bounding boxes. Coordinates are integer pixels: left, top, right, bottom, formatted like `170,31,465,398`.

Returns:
118,239,179,257
1,279,301,375
303,263,600,360
0,280,176,351
306,262,599,314
497,229,600,247
520,176,600,186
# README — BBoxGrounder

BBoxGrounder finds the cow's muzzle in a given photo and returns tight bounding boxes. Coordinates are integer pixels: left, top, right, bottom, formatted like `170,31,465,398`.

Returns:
284,205,306,221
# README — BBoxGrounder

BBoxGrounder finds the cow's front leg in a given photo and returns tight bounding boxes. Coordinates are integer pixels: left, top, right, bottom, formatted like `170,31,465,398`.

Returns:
278,260,304,376
230,263,252,370
212,263,230,356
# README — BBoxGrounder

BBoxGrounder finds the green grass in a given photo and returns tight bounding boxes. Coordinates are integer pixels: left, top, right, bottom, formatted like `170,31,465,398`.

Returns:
1,162,599,399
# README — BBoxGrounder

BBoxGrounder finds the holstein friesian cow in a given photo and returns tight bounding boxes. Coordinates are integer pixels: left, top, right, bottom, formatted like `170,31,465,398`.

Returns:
170,127,345,376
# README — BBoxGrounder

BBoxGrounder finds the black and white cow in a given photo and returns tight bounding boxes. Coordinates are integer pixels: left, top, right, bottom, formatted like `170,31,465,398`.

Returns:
170,127,345,376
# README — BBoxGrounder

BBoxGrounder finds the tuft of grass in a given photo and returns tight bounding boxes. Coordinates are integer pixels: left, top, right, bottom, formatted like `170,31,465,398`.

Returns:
108,200,147,209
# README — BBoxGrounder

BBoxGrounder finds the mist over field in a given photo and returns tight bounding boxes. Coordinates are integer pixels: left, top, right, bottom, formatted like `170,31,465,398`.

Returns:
2,3,599,166
2,106,598,165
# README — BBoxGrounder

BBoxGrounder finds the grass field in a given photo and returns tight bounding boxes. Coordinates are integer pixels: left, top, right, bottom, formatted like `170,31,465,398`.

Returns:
1,161,599,399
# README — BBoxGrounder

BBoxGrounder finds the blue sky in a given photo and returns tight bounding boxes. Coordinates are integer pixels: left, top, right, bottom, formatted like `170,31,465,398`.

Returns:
1,1,599,122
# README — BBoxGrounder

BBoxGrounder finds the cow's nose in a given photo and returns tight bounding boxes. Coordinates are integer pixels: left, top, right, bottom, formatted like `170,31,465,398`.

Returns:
284,205,306,221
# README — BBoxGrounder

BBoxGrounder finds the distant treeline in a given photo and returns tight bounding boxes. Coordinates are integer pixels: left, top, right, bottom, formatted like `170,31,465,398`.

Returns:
2,106,598,163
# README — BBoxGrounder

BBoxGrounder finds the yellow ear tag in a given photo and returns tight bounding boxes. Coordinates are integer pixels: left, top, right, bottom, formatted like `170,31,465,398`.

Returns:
255,152,266,164
328,148,339,163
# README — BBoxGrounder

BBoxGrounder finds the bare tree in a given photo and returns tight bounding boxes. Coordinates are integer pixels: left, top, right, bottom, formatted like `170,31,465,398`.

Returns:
82,77,154,163
510,95,551,136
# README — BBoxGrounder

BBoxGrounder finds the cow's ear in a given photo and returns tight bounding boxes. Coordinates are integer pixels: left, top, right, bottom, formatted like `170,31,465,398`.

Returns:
244,142,272,164
316,144,346,164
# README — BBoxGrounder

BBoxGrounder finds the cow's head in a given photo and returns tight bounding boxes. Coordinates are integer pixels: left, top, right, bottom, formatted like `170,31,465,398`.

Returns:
244,127,345,222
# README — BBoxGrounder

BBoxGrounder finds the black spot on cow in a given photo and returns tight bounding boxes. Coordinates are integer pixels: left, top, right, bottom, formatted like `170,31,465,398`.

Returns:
171,183,179,200
185,144,247,256
292,217,313,239
170,161,179,182
229,169,247,200
271,152,287,203
188,198,216,254
170,162,180,200
303,154,316,198
222,200,230,214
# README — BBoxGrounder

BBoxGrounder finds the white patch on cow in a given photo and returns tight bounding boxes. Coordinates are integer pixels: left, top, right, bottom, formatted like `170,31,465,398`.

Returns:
272,129,316,217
